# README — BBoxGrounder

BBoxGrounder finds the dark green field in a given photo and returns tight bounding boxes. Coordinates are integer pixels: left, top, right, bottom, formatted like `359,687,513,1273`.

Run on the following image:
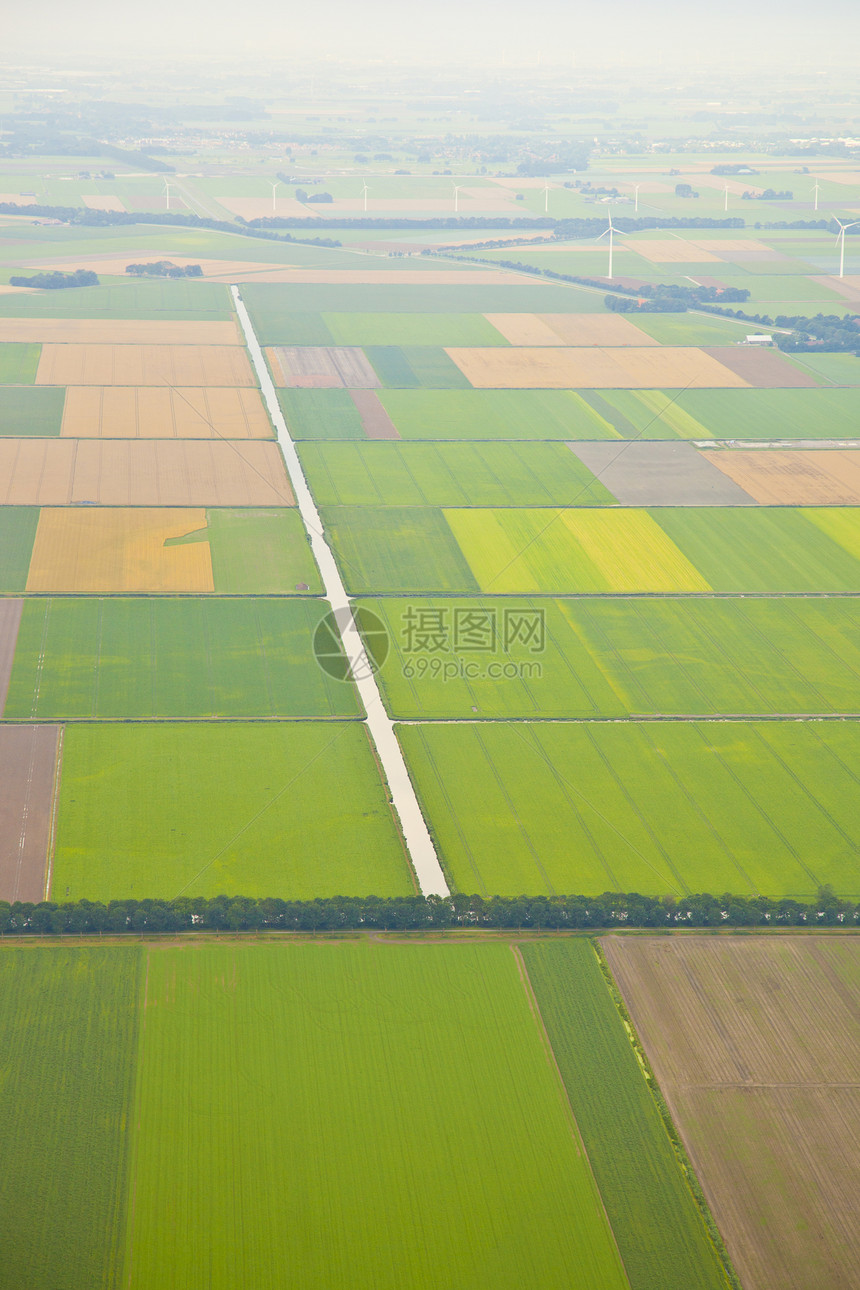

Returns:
0,386,65,435
0,507,39,589
0,342,40,383
277,388,366,439
0,280,231,320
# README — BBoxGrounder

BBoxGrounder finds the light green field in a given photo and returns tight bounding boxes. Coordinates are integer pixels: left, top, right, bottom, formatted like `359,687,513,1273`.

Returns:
53,724,412,901
523,941,731,1290
277,388,366,439
0,341,40,383
630,313,752,345
0,507,38,589
784,353,860,386
125,941,628,1290
0,281,231,319
325,312,508,346
322,507,480,594
671,387,860,439
362,596,860,719
0,386,65,434
4,598,357,720
298,442,613,506
205,509,323,593
379,388,620,440
365,345,471,388
0,946,139,1290
399,720,860,898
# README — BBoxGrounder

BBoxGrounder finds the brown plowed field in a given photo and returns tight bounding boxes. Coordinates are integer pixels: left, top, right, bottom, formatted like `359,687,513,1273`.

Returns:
702,449,860,504
35,344,254,386
604,935,860,1290
484,313,659,347
445,345,749,389
61,386,273,439
266,346,381,389
0,598,23,713
0,724,61,903
0,319,242,344
349,390,400,438
26,508,214,592
701,346,819,387
0,439,292,505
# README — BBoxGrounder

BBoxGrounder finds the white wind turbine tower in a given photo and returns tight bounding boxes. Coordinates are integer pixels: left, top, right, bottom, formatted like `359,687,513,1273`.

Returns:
271,180,280,213
632,183,640,214
835,218,860,278
362,182,369,213
453,184,462,213
163,179,172,211
724,183,730,212
543,182,551,213
812,181,820,212
596,210,619,279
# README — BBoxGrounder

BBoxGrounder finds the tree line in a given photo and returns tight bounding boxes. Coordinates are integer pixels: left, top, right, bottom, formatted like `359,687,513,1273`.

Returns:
0,890,856,935
9,268,99,289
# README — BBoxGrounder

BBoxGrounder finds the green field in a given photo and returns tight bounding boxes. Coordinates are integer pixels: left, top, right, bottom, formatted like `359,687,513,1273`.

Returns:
0,507,39,589
298,442,613,506
0,386,65,435
53,723,412,901
326,312,508,346
0,281,231,320
670,387,860,439
378,388,621,440
362,596,860,718
205,509,323,593
0,341,40,383
124,941,628,1290
4,598,358,720
626,313,752,345
242,282,607,341
785,353,860,386
522,941,730,1290
323,507,480,593
277,388,366,439
0,946,139,1290
398,720,860,898
365,345,472,388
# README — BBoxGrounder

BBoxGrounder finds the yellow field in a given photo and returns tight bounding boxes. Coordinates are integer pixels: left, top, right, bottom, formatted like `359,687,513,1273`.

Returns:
484,313,659,346
61,387,273,439
26,508,214,593
445,345,749,389
703,449,860,504
0,438,292,505
0,319,242,344
35,344,255,386
630,240,722,264
559,510,712,590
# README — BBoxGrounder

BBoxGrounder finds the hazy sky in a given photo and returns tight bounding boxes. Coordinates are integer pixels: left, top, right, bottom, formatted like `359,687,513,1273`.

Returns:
6,0,860,68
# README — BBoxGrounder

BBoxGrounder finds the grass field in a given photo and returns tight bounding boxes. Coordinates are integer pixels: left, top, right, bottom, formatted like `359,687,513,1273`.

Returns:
326,312,508,346
522,941,729,1290
629,314,753,345
298,442,613,506
53,723,412,901
0,507,39,589
322,507,480,594
0,281,232,320
124,941,628,1290
785,353,860,385
365,346,472,388
277,388,366,439
0,342,40,383
672,387,860,439
377,389,620,440
0,946,139,1290
0,386,65,435
362,596,860,718
4,598,358,720
398,720,860,898
205,509,323,593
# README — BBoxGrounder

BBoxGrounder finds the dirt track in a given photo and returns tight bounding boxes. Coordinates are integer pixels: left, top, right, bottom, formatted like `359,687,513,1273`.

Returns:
0,599,23,714
349,390,400,438
0,725,61,903
604,935,860,1290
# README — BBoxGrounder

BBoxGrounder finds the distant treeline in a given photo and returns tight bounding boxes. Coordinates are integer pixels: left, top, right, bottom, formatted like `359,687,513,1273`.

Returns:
8,268,99,289
0,891,857,935
0,131,173,173
246,215,556,230
126,260,202,278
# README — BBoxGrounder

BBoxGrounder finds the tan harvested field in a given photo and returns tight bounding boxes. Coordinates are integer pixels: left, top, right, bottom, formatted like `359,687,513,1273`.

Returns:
0,283,35,296
35,343,254,386
266,345,380,389
26,507,214,592
218,197,326,221
349,390,400,438
0,598,23,712
816,275,860,302
631,239,723,263
0,724,61,903
702,449,860,504
604,936,860,1290
445,345,749,389
61,386,272,439
701,346,819,387
696,174,766,196
81,195,126,212
0,438,292,505
485,313,660,347
0,318,242,344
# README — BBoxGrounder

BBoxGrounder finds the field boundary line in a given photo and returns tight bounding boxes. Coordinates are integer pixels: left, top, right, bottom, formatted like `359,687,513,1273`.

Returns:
43,723,63,901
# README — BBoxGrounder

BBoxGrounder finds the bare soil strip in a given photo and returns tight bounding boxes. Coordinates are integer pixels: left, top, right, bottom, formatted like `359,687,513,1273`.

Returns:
603,935,860,1290
701,346,819,388
0,724,61,903
569,441,758,505
0,599,24,714
267,346,381,389
349,390,401,439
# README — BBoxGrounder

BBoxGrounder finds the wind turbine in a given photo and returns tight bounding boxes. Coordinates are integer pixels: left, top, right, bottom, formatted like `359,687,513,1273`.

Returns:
632,183,640,214
362,182,369,213
724,183,730,212
835,218,860,278
812,181,820,212
453,184,462,213
163,179,172,211
596,211,619,279
271,180,280,213
543,182,551,213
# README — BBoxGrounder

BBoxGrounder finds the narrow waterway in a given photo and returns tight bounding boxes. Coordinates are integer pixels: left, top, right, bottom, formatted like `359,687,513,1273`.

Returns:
232,286,449,897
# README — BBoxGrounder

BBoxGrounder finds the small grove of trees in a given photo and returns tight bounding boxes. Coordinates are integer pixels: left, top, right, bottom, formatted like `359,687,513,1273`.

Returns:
9,268,98,289
126,260,203,278
0,890,856,935
295,190,333,203
742,189,793,201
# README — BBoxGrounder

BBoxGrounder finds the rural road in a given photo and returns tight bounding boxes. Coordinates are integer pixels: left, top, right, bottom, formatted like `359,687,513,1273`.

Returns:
232,286,449,897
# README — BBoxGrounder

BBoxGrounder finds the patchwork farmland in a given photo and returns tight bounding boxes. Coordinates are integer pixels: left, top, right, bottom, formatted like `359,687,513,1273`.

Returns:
1,98,860,1290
